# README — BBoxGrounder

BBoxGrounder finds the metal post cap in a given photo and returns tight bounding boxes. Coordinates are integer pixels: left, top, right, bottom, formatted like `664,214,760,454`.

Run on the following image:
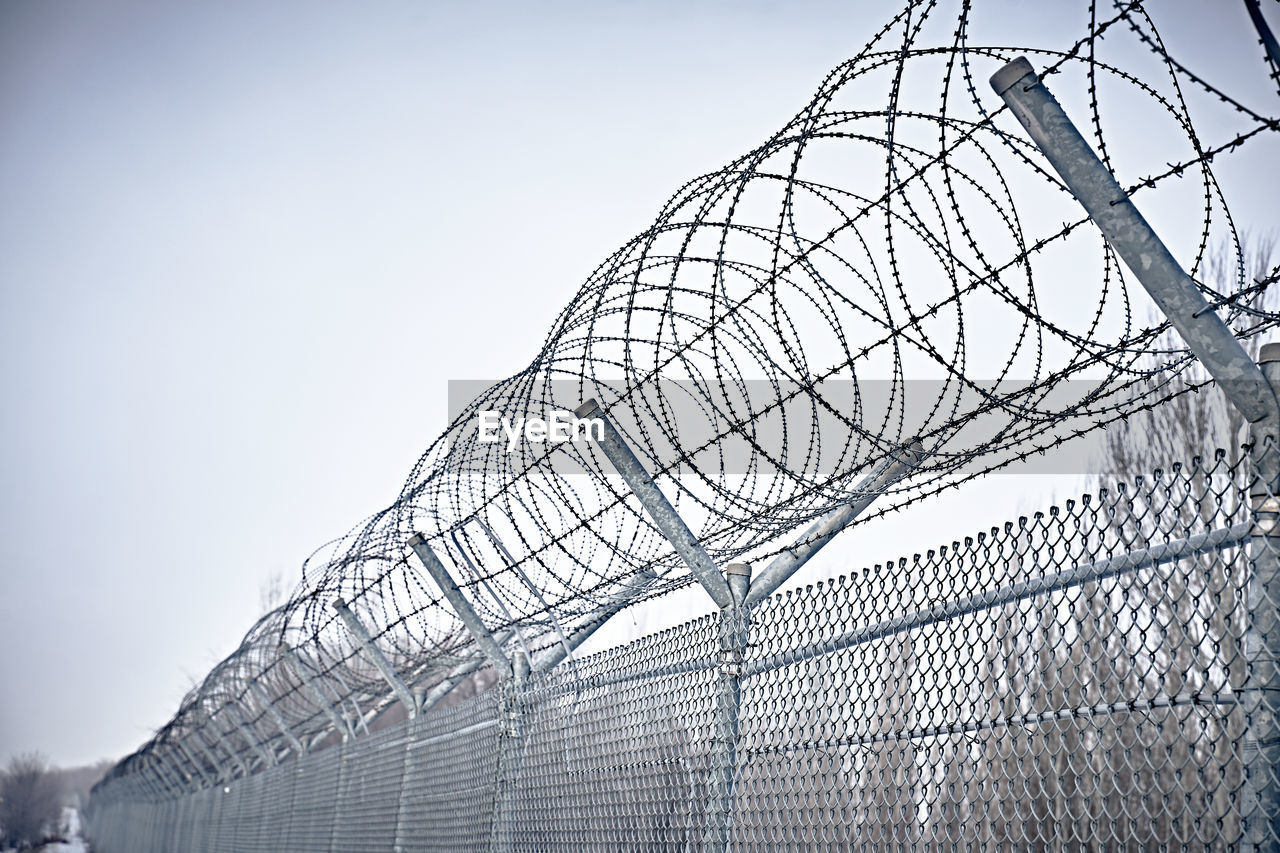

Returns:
574,398,602,419
330,598,346,610
1261,342,1280,364
989,56,1036,95
725,563,752,577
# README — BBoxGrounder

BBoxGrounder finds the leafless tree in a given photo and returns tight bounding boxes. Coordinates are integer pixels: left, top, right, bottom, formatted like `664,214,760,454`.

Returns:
259,569,288,614
0,752,64,849
1083,236,1277,848
1101,236,1277,483
56,759,114,810
912,241,1278,850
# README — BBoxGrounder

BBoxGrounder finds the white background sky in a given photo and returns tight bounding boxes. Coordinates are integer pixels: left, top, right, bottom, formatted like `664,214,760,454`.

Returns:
2,0,1277,769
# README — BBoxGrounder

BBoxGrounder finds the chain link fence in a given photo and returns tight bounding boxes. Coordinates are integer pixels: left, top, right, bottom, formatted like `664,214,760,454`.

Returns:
77,1,1280,846
85,445,1280,850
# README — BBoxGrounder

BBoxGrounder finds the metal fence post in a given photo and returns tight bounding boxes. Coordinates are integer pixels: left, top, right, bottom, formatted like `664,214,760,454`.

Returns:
162,751,195,794
988,57,1274,424
226,704,276,770
392,715,417,853
489,650,530,853
175,740,215,790
417,630,515,715
328,740,349,853
209,722,252,779
990,56,1280,849
155,753,185,798
1248,343,1280,850
281,644,355,743
407,532,525,852
150,755,183,799
191,734,231,786
331,598,419,717
137,759,161,800
251,681,307,757
744,442,923,607
576,398,734,609
576,399,757,847
534,568,658,673
408,535,513,679
703,563,751,852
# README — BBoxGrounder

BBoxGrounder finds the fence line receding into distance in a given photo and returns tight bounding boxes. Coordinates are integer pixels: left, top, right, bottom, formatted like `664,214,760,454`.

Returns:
86,0,1280,849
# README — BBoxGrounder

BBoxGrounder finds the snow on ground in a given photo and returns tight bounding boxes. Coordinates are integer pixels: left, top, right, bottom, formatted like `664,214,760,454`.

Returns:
32,806,89,853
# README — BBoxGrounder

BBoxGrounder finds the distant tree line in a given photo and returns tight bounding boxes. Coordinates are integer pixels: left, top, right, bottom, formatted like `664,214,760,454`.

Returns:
0,752,113,850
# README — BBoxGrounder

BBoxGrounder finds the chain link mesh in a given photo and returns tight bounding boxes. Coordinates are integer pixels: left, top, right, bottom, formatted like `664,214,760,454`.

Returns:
85,448,1280,849
77,0,1280,845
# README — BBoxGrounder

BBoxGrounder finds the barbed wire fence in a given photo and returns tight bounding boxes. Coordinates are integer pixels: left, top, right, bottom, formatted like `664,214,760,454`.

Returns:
84,0,1280,849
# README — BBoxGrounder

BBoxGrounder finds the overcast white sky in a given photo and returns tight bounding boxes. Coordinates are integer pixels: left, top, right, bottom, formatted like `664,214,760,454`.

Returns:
2,0,1277,769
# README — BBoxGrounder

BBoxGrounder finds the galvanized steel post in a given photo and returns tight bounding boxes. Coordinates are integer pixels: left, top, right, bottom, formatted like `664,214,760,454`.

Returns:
190,734,231,785
281,644,355,743
409,526,528,853
251,681,307,757
159,751,193,792
148,763,174,800
174,740,214,789
418,654,488,714
151,755,184,798
989,57,1274,424
418,629,516,716
991,56,1280,848
225,704,275,770
331,598,419,717
138,761,169,800
577,398,775,848
489,650,530,853
407,535,513,679
576,399,734,609
704,563,751,852
745,442,924,607
534,568,659,673
207,722,251,779
1247,343,1280,850
406,528,528,851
